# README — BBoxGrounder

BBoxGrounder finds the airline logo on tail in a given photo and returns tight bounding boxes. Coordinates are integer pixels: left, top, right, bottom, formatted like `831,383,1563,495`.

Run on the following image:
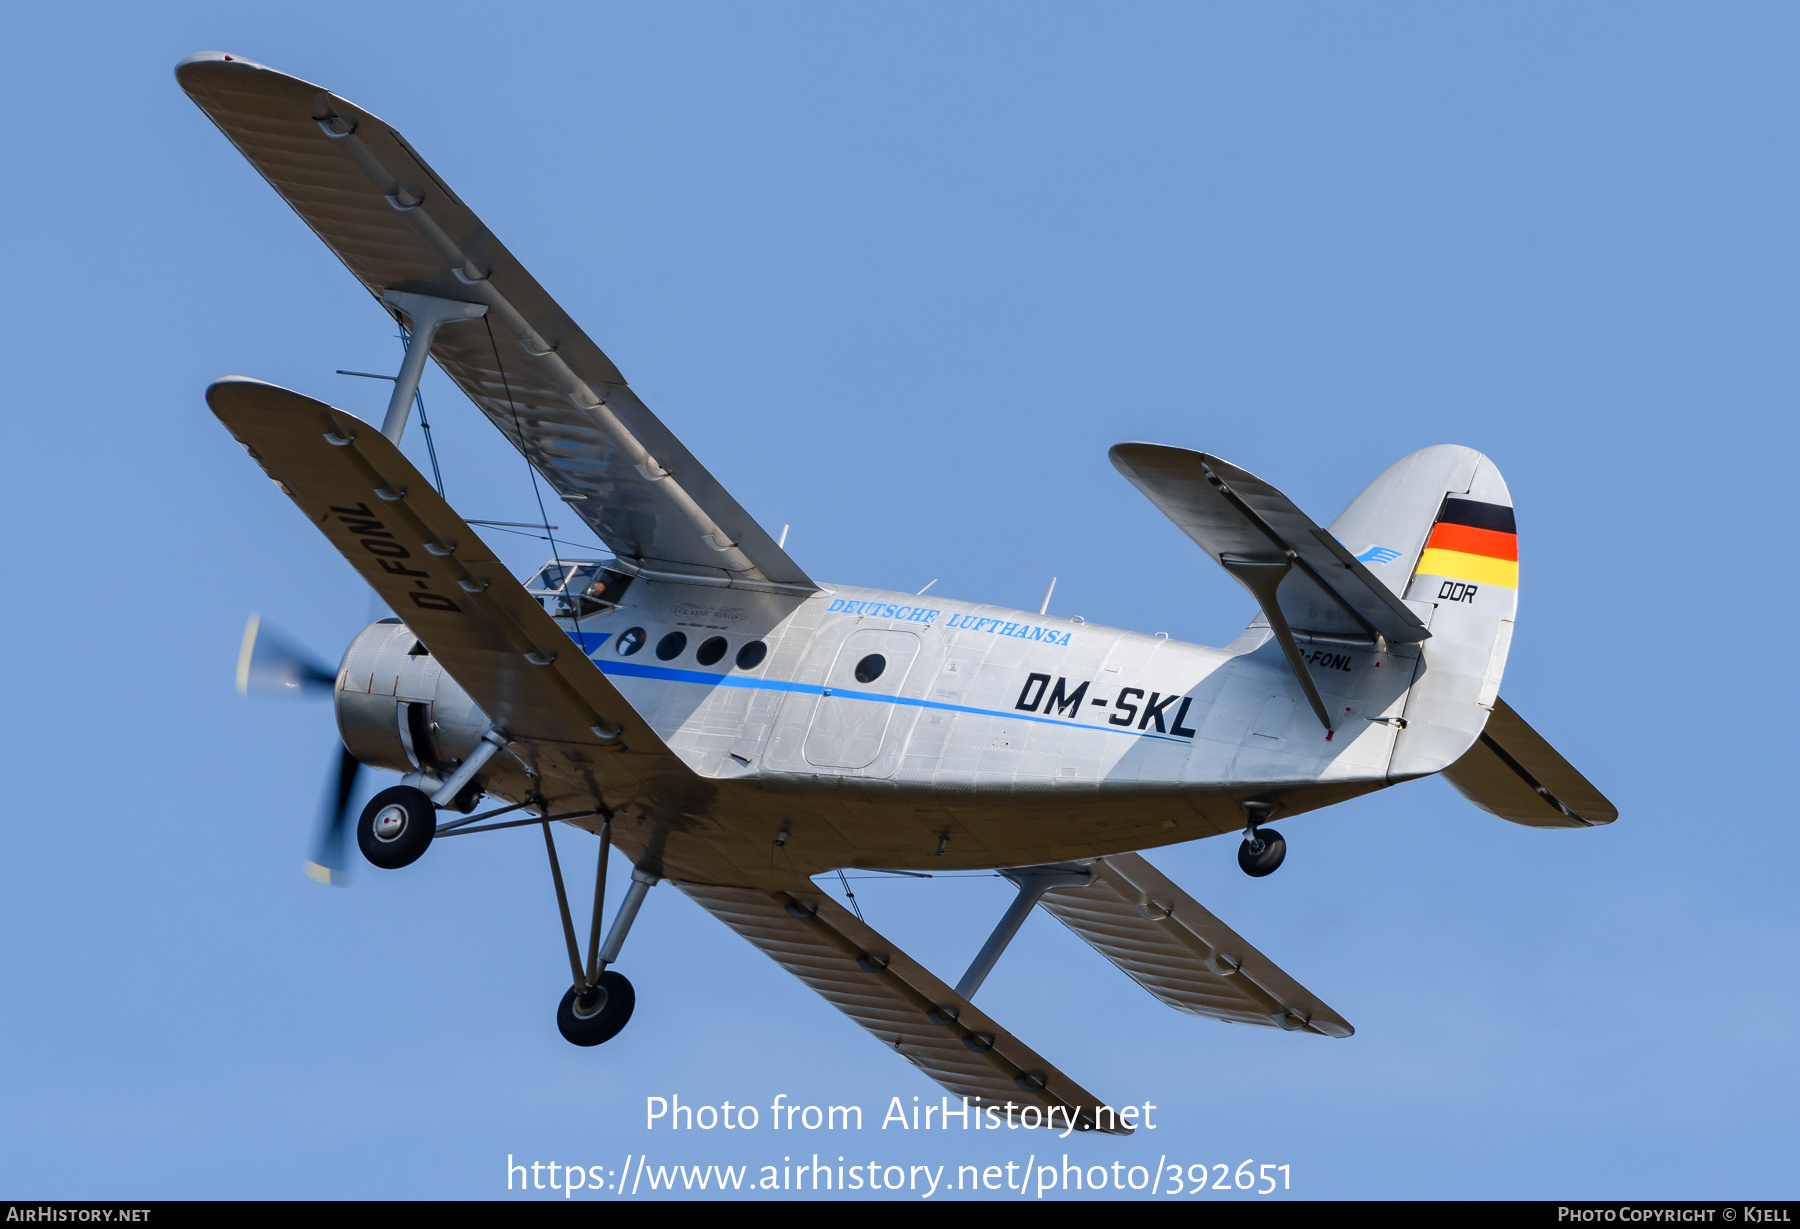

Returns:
1354,546,1402,565
1415,498,1518,589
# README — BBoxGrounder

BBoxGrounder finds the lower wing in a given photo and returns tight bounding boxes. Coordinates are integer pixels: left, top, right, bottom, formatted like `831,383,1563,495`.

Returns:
1035,853,1354,1037
677,880,1132,1134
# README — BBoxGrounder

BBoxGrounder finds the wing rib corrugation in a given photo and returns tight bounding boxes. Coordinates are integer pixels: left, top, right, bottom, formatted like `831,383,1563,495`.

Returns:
206,377,681,777
677,881,1129,1133
1034,853,1353,1038
176,52,814,592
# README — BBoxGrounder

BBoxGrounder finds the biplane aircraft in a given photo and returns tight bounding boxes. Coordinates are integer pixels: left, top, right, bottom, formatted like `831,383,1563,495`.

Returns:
182,52,1615,1131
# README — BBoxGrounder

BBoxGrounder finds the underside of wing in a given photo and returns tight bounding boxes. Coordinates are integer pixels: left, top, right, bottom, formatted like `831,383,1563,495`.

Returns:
1035,853,1353,1038
177,51,813,594
678,881,1130,1133
207,377,678,775
1111,442,1428,730
1442,696,1618,828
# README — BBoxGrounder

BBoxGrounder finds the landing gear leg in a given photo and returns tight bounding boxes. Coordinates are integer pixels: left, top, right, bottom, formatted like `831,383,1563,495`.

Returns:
540,819,657,1047
1237,802,1287,878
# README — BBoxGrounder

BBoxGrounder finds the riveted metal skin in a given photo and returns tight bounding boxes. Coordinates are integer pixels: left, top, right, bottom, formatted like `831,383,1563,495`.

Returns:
186,50,1615,1130
334,619,489,779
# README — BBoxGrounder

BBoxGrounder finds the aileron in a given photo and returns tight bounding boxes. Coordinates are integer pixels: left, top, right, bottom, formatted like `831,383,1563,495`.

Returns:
178,52,814,595
1037,853,1352,1038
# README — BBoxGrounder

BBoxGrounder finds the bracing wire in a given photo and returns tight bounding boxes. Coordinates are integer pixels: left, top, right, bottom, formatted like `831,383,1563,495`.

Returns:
483,316,589,641
398,326,447,497
471,523,594,545
836,869,865,921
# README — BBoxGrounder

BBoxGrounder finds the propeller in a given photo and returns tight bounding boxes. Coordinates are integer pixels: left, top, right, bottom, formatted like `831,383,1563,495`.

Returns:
236,612,337,696
305,745,363,886
237,613,361,885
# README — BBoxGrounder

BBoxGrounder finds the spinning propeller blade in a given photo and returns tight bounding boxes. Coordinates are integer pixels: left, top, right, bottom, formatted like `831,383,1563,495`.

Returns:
234,615,360,883
236,613,336,697
304,745,363,886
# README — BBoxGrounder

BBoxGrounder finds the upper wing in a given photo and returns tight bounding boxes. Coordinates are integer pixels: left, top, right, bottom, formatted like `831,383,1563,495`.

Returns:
177,52,813,594
1035,854,1353,1037
678,880,1130,1133
1442,696,1618,828
208,376,677,771
1110,443,1427,645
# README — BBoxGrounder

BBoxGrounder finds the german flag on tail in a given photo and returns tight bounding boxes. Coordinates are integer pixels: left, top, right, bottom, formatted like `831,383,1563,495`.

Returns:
1415,498,1518,589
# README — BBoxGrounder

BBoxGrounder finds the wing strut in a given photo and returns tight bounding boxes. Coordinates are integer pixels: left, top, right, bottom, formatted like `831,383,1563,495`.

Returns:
378,291,488,442
178,53,816,593
954,864,1092,999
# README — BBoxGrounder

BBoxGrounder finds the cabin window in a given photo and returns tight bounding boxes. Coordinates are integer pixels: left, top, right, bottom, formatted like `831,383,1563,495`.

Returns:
854,653,886,684
616,627,646,656
735,641,768,670
656,632,687,661
695,636,727,666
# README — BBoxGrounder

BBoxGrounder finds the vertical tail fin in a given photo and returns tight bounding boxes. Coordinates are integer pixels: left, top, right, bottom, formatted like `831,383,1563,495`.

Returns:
1328,446,1518,778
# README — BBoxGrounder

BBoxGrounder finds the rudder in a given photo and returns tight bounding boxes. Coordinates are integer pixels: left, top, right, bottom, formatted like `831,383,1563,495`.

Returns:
1328,446,1518,779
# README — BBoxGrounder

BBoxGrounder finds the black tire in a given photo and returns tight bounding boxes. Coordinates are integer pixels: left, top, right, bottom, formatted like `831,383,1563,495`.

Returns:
557,972,636,1047
1237,827,1287,877
356,785,436,870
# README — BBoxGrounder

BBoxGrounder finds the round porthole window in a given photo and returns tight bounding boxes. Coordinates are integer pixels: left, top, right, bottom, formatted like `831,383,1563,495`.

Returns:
616,627,646,656
735,641,767,670
854,653,886,684
656,632,687,661
696,636,727,666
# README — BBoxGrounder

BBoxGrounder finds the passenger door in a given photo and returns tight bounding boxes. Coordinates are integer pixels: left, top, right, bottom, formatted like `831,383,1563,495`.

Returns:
803,630,922,770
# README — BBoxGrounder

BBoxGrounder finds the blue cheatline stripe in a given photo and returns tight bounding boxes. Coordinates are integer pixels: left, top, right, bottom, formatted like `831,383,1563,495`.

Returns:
584,648,1193,746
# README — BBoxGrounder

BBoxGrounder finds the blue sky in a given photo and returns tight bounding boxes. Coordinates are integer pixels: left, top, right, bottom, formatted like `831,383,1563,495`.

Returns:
3,1,1796,1200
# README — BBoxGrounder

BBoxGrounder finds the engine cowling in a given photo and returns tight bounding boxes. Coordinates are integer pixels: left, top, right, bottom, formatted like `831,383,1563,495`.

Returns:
335,619,490,794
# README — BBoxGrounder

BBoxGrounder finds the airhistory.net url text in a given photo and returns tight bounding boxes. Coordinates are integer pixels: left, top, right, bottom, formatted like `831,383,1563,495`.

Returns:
508,1154,1292,1198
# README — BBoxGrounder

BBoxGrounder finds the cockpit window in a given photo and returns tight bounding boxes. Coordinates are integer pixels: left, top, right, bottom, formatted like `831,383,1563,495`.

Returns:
587,568,633,606
527,563,571,593
525,559,635,619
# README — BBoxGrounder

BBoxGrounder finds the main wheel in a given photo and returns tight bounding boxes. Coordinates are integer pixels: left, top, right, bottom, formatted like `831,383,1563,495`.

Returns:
557,972,636,1047
356,785,436,870
1237,827,1287,877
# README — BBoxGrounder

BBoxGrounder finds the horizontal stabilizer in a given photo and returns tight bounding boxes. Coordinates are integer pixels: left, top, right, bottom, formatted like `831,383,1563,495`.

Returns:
1112,443,1428,729
207,377,675,765
1442,697,1618,828
1035,854,1352,1037
679,880,1128,1132
1112,444,1427,645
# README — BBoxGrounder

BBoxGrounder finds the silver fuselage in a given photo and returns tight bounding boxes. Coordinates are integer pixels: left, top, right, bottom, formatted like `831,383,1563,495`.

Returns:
584,577,1412,796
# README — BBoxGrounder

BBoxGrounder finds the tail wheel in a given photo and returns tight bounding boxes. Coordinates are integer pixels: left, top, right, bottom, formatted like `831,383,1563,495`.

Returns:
1237,827,1287,877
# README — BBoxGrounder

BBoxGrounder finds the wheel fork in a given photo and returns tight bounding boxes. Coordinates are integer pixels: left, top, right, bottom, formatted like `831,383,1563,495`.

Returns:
1242,800,1275,851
